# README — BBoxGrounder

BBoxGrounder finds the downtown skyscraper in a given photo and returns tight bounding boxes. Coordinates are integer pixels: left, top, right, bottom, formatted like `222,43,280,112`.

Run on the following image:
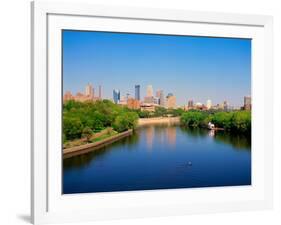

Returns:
156,90,165,107
113,89,120,104
144,85,154,104
244,96,251,110
146,85,153,97
135,85,140,100
98,85,102,99
85,83,94,97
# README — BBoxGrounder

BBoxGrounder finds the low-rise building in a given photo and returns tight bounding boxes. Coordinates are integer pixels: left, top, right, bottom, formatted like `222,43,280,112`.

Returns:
140,104,155,112
166,93,176,109
127,98,140,109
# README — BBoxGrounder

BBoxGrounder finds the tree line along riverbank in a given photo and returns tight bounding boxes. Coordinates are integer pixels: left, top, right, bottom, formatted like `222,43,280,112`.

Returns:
63,100,251,149
180,110,251,134
63,100,183,146
63,100,138,148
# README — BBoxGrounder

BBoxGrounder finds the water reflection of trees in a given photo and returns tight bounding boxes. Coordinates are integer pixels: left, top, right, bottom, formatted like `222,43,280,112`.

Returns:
179,126,251,151
63,132,140,170
213,131,251,151
179,126,209,138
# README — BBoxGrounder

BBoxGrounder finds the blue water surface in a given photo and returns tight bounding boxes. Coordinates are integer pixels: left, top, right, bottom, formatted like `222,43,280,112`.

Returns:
63,125,251,194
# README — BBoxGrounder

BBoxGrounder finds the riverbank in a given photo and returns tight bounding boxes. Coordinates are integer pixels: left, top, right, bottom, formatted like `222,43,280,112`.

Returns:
63,129,133,159
137,117,180,126
63,117,180,158
63,128,117,149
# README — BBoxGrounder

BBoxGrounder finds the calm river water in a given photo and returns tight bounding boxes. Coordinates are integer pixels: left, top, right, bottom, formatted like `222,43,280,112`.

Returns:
63,124,251,194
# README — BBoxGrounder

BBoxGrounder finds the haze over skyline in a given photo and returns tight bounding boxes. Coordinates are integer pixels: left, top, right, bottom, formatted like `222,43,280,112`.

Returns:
63,30,251,107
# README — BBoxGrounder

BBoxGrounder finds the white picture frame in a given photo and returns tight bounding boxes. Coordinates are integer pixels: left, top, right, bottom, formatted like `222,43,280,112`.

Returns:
31,1,273,224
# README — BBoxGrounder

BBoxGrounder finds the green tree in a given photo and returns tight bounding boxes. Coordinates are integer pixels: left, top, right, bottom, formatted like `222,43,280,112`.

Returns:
154,107,167,117
112,112,139,132
82,127,93,142
137,110,151,118
231,111,251,133
63,117,83,140
113,114,130,132
180,111,207,127
211,112,233,130
180,110,251,134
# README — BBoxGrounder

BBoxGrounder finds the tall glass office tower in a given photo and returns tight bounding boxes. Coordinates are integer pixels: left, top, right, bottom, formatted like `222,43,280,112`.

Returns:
135,85,140,100
113,89,120,104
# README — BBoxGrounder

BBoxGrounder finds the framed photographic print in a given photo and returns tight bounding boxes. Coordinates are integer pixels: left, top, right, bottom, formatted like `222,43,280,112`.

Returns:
31,1,273,224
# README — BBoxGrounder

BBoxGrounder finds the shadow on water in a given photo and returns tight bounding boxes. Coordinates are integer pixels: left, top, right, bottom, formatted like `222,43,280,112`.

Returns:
63,131,140,169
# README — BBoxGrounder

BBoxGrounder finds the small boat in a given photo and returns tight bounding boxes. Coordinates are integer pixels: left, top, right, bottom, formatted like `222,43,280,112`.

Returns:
207,122,215,130
207,122,224,130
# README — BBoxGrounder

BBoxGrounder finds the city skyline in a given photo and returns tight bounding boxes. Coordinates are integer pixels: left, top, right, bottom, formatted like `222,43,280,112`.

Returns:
63,30,251,107
64,83,250,110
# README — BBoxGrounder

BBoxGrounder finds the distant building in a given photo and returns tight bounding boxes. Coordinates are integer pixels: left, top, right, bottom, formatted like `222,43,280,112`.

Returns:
219,102,224,110
167,93,173,98
98,85,102,99
188,100,194,109
63,91,73,102
206,99,212,110
74,92,93,102
144,96,154,104
85,83,94,97
127,98,140,109
113,89,120,104
140,104,155,112
135,85,140,100
146,85,153,97
64,83,101,103
195,102,203,110
213,103,220,110
119,96,127,106
156,90,165,107
153,97,160,105
223,100,228,111
166,93,176,109
126,93,130,101
244,96,251,110
76,92,85,100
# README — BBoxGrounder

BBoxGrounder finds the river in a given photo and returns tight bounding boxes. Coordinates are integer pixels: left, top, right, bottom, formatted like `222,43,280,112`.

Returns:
63,124,251,194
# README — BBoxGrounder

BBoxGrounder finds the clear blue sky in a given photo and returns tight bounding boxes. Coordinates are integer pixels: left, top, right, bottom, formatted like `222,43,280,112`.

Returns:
63,30,251,107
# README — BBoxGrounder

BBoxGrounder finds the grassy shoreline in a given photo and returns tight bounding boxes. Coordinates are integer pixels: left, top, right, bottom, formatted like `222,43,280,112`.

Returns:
63,129,133,158
63,127,117,149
